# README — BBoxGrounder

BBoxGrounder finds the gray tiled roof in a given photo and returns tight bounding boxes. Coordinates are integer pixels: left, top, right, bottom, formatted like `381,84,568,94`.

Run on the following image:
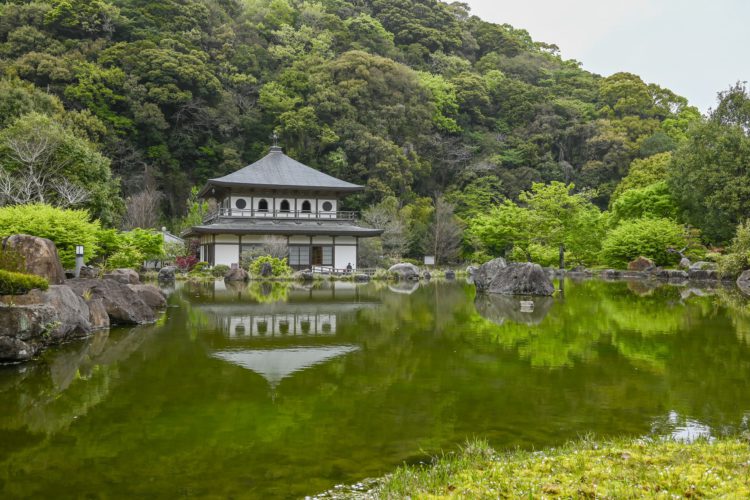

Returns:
183,218,383,238
201,147,363,193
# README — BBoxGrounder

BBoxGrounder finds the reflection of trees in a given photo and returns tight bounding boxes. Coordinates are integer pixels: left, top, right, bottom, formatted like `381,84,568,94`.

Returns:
2,280,750,498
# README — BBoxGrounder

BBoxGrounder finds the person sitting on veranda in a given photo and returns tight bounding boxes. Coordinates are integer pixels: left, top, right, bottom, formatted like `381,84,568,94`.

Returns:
346,262,353,274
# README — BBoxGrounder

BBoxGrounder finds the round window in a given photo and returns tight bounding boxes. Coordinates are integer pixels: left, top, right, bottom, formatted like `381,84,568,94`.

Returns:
235,198,247,209
322,201,333,211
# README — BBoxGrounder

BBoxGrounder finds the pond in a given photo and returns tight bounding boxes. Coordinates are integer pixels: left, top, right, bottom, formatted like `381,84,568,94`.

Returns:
2,278,750,498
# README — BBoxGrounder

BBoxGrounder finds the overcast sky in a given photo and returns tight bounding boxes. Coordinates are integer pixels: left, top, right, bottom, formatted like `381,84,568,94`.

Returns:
463,0,750,113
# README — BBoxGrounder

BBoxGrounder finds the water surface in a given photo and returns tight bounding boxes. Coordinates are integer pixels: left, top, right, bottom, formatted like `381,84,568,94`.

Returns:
2,279,750,498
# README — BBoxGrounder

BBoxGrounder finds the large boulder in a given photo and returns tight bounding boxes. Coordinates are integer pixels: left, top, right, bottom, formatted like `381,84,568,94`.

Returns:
0,284,106,362
0,303,59,362
473,258,507,292
86,298,110,330
225,267,249,282
466,266,478,276
2,234,65,285
388,263,420,280
127,284,167,310
103,268,140,285
0,285,92,339
628,256,655,271
737,270,750,296
158,266,177,282
66,278,156,325
478,262,555,296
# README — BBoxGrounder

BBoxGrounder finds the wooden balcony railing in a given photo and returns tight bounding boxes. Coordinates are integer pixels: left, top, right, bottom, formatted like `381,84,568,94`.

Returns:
202,208,357,224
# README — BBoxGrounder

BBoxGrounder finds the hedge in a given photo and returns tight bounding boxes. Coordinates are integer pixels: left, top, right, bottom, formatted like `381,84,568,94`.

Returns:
0,269,49,295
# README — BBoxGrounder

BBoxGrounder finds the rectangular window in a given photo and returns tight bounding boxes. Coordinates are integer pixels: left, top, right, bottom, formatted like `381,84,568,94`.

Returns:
322,246,333,266
289,246,310,267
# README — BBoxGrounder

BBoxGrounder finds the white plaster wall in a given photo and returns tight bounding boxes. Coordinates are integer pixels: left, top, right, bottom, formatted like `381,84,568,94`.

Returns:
214,244,240,266
335,245,357,270
312,236,333,244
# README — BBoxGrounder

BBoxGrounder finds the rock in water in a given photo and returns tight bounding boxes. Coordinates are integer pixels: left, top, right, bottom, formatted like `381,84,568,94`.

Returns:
473,258,507,292
478,262,554,296
679,257,692,269
656,269,688,281
388,263,420,280
158,266,177,282
66,278,156,325
628,256,654,271
354,274,370,282
225,267,249,282
103,268,140,285
2,234,66,284
127,284,167,309
444,270,456,279
738,270,750,296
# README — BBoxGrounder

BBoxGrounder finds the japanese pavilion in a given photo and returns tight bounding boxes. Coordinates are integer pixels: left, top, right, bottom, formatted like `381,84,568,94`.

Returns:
184,144,382,270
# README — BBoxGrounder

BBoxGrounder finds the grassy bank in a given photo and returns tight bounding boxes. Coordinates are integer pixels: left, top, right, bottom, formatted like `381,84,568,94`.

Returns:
348,437,750,498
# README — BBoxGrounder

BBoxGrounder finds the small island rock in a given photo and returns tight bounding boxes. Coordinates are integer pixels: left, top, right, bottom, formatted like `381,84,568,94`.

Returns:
473,258,507,292
388,263,420,280
225,267,249,282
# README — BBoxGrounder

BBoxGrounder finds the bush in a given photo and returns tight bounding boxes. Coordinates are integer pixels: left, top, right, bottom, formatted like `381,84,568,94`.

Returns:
175,255,198,272
508,243,559,267
211,264,229,277
0,269,48,295
0,203,101,267
192,261,209,273
105,243,144,270
249,256,291,278
600,218,686,268
717,220,750,277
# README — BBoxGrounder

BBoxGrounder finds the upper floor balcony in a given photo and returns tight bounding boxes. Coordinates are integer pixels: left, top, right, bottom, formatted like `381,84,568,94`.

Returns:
202,207,358,224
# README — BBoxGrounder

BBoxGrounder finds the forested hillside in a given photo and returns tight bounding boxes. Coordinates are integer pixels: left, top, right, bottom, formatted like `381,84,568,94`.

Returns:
1,0,748,266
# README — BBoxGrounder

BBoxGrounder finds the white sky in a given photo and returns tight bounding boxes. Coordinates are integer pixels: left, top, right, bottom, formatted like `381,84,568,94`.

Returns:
463,0,750,113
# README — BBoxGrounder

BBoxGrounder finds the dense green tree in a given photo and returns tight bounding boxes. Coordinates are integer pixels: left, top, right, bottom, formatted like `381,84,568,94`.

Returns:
669,84,750,242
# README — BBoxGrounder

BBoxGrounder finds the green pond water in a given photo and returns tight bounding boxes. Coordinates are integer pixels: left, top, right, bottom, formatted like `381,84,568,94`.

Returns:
2,278,750,498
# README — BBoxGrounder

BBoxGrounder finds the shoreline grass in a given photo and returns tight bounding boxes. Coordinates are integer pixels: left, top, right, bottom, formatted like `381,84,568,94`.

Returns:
320,436,750,498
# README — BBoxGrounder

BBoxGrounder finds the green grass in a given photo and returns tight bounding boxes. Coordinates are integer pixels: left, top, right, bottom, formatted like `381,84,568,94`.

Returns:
363,436,750,499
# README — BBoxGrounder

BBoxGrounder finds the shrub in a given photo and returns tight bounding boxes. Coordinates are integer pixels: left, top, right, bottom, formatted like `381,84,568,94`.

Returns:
600,218,686,268
192,261,210,273
717,220,750,277
0,269,48,295
249,256,291,278
508,243,559,267
0,203,101,267
175,255,198,272
211,264,229,277
105,244,144,270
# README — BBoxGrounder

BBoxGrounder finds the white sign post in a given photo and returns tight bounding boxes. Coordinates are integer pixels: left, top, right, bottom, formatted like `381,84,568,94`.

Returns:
424,256,435,266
